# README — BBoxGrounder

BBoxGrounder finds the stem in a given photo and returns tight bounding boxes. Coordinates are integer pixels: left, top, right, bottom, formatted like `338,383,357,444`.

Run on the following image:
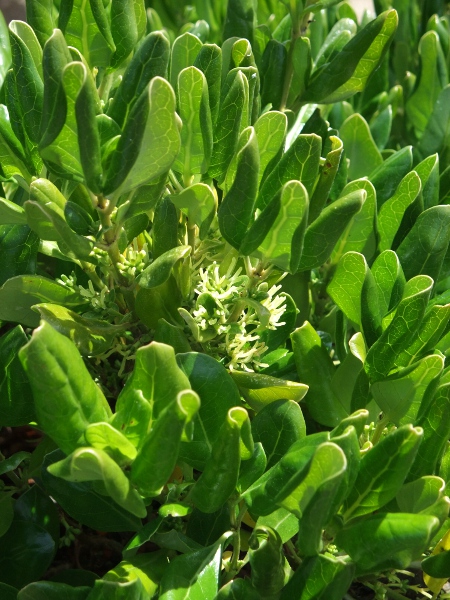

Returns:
285,540,302,565
96,194,128,286
98,70,114,102
223,501,248,584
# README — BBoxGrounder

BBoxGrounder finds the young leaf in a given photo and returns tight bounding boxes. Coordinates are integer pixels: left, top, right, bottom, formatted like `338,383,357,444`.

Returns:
19,322,111,455
47,447,146,518
170,184,216,240
169,32,203,92
343,425,423,519
231,370,308,412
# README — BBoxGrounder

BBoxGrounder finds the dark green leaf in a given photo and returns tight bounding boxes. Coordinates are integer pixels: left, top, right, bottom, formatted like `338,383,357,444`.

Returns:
369,146,413,208
18,582,91,600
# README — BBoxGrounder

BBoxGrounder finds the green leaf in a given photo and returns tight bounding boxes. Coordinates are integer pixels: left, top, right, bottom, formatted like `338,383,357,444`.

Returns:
0,325,35,427
327,251,368,326
301,9,398,104
170,183,216,240
260,39,287,111
251,399,306,469
256,133,321,212
0,493,14,538
105,77,181,196
112,341,191,449
218,126,259,249
85,422,137,466
215,579,260,600
19,321,111,455
396,304,450,368
378,170,422,252
33,303,126,356
0,12,11,87
41,449,141,532
253,180,309,273
396,205,450,282
223,0,256,45
291,321,347,426
123,518,164,558
0,224,39,285
130,390,200,497
339,114,383,180
0,583,17,600
254,110,287,187
372,354,444,426
335,512,439,575
18,582,91,600
48,447,146,518
343,424,423,519
86,578,147,599
280,554,355,600
0,274,87,328
170,32,203,92
9,21,42,79
409,383,450,481
257,507,299,544
103,550,170,597
370,105,392,150
25,0,56,47
60,0,114,68
415,153,440,210
173,66,213,178
186,506,232,547
277,442,346,556
248,526,285,597
208,70,247,181
107,32,169,128
176,352,242,470
423,549,450,578
237,442,267,493
406,31,448,138
298,189,365,271
397,476,446,514
189,407,247,513
110,0,146,68
309,135,344,223
371,249,405,320
194,44,222,127
159,541,223,600
231,370,308,412
369,146,413,208
0,105,34,182
138,246,191,289
364,275,433,382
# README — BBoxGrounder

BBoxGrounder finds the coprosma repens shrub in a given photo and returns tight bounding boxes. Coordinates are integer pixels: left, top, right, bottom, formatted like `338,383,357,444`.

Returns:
1,0,450,598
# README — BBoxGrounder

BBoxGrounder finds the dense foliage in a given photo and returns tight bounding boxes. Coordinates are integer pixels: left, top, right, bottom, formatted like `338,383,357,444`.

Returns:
1,0,450,598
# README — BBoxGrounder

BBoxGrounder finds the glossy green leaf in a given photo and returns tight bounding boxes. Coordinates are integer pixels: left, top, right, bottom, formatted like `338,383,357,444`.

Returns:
309,135,344,223
280,554,355,600
18,582,91,600
41,449,141,532
331,333,367,414
397,476,446,514
159,542,224,600
215,579,260,600
396,304,450,368
256,133,321,212
112,342,191,449
372,354,444,425
189,407,247,513
170,184,216,240
9,21,42,78
208,70,247,181
0,224,39,286
194,44,222,127
257,507,299,544
298,189,365,271
122,518,164,558
370,105,392,150
223,0,256,45
254,110,287,186
415,153,440,210
176,352,241,469
396,205,450,282
422,549,450,578
260,39,287,111
328,251,368,325
0,12,11,86
0,105,34,182
291,321,347,426
25,0,55,47
85,422,137,467
0,274,86,328
170,32,203,92
248,526,285,597
406,31,448,137
364,275,433,382
110,0,146,68
336,512,439,575
301,10,398,104
86,578,146,599
369,146,413,208
0,583,18,600
33,303,126,356
174,66,213,178
19,321,111,454
340,113,382,180
371,249,405,320
130,390,200,497
409,383,450,481
218,126,259,249
231,370,308,412
138,246,191,289
251,399,306,469
103,550,170,597
378,170,422,252
343,425,423,519
61,0,114,68
105,77,181,196
237,442,267,493
48,446,146,518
